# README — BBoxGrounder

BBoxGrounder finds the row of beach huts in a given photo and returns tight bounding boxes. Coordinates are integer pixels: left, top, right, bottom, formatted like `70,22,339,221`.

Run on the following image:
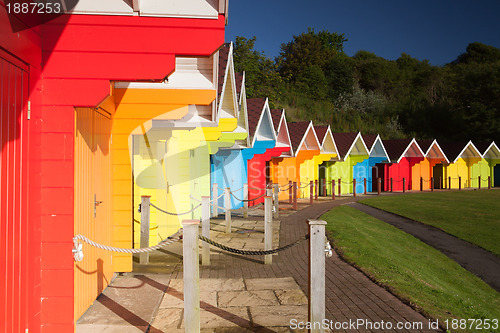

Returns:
1,2,499,331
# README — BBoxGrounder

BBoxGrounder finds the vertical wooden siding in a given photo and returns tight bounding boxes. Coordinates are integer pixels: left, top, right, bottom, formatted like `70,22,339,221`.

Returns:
74,107,113,320
0,53,30,333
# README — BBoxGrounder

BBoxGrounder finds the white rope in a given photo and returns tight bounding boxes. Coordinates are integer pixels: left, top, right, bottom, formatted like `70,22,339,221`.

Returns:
150,202,202,216
73,230,183,261
190,195,202,203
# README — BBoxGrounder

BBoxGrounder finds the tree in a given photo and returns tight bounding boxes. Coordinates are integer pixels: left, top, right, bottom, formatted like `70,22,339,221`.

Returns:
277,28,347,82
233,36,283,101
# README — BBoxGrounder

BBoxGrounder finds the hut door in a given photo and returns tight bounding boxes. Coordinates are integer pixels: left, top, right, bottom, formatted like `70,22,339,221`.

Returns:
0,50,30,332
432,164,444,189
265,160,271,186
319,164,326,196
373,164,384,192
494,165,500,187
74,107,113,319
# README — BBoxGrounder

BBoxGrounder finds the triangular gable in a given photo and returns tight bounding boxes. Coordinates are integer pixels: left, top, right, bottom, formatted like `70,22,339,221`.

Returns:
383,138,413,162
361,134,377,151
322,128,339,157
345,132,369,158
217,42,238,120
271,109,293,156
396,138,425,163
482,142,500,159
421,139,449,163
314,126,338,156
235,72,250,147
295,121,321,153
454,141,482,163
369,135,389,160
247,98,276,146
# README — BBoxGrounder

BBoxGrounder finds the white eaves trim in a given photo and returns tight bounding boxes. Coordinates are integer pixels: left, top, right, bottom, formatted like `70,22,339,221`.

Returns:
319,126,339,157
396,138,425,164
216,42,239,121
370,134,390,161
276,109,294,156
237,72,251,147
251,98,277,146
483,141,500,159
425,139,450,164
343,132,369,161
296,121,321,154
452,140,483,164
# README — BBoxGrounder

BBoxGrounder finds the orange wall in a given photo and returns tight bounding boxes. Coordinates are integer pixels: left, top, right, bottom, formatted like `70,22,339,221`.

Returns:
74,108,114,320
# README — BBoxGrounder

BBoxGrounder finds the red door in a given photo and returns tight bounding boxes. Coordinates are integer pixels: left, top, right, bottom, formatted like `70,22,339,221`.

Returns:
0,51,31,332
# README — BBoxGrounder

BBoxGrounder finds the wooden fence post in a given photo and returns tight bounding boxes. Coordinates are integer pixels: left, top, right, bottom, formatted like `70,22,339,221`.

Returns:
449,177,451,190
364,178,367,195
479,176,481,190
390,178,393,192
331,180,335,201
310,181,314,205
264,190,273,265
201,196,210,266
288,180,293,204
243,183,248,218
308,219,327,332
182,219,200,333
315,180,319,200
225,188,231,233
403,178,406,193
377,178,381,195
273,183,279,219
420,177,423,191
488,176,491,189
459,177,461,190
212,183,218,218
293,181,298,210
140,195,151,265
353,179,357,197
338,178,341,197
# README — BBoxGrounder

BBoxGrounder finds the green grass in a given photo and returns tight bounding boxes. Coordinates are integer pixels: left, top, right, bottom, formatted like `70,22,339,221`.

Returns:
322,205,500,332
359,190,500,257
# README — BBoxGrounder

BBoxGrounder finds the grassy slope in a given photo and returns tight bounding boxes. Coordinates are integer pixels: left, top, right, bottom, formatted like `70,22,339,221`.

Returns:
322,206,500,332
360,190,500,257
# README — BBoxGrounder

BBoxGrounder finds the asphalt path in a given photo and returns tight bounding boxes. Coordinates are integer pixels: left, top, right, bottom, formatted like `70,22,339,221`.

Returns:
349,202,500,293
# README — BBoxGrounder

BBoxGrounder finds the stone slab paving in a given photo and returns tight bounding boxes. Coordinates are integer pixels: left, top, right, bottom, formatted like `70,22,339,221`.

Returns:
77,194,440,332
151,277,308,331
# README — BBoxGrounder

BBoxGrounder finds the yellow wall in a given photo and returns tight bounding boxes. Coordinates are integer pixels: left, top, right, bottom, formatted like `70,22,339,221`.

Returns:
110,88,216,272
444,157,481,189
132,118,243,246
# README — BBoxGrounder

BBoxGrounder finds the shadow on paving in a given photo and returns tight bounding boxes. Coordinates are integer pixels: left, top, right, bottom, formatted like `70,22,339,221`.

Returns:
349,202,500,293
77,194,441,332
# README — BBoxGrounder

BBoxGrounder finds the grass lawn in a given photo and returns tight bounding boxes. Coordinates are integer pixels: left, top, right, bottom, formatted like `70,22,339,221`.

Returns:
322,205,500,333
360,190,500,257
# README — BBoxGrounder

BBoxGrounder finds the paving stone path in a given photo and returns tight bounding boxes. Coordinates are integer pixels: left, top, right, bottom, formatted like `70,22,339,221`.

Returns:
349,202,500,293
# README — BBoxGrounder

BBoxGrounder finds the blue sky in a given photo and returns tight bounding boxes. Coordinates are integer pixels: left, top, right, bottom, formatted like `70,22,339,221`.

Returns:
225,0,500,66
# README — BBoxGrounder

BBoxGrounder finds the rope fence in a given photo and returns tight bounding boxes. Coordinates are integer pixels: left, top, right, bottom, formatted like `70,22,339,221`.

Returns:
198,234,309,256
72,230,183,261
150,202,202,216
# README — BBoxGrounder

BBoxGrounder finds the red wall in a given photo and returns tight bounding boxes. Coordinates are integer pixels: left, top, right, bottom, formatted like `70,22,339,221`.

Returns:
247,146,290,206
1,8,225,333
384,157,423,191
